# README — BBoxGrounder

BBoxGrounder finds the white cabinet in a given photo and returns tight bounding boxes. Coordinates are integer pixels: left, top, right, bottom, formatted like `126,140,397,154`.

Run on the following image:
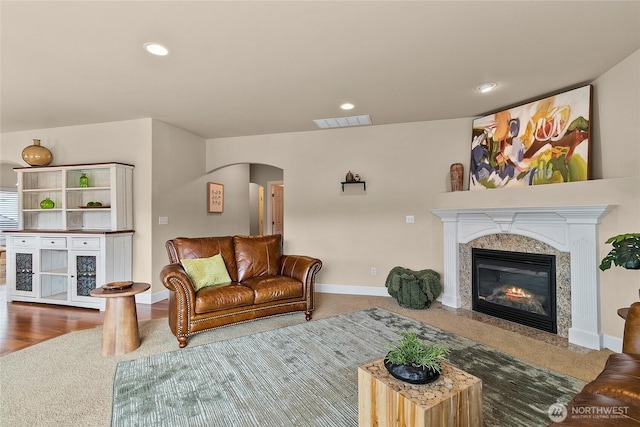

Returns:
6,232,133,310
16,162,133,231
6,162,135,310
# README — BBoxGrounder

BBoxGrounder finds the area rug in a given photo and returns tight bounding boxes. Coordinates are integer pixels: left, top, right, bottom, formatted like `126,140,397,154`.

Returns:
112,307,584,426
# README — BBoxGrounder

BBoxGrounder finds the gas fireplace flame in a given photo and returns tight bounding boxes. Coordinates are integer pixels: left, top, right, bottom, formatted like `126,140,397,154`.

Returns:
504,286,531,300
483,284,548,316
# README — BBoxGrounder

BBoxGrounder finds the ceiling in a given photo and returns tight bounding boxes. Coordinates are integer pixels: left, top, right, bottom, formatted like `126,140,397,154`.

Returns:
2,1,639,139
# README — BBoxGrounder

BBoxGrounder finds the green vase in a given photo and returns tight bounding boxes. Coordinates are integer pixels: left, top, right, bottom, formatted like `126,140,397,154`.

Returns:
79,173,88,188
40,198,54,209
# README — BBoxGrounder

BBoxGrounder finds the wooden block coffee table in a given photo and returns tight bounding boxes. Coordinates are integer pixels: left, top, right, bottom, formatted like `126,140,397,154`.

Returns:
90,282,150,356
358,359,482,427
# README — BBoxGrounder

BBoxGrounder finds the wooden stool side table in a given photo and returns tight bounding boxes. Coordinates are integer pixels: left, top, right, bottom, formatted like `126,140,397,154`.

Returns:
358,359,483,427
90,282,150,356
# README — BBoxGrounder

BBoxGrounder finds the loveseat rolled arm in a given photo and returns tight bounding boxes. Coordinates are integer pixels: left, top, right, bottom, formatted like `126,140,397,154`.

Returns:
281,255,322,320
280,255,322,286
160,263,197,347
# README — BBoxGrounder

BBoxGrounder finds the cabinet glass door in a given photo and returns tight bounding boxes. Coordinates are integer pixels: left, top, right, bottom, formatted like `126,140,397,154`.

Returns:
12,250,37,297
71,252,100,301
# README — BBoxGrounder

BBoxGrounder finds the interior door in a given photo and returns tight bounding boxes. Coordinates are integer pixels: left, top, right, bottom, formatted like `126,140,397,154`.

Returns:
271,184,284,235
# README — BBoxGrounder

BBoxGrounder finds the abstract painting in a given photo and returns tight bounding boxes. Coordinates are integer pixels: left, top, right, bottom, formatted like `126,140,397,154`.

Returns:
469,85,592,190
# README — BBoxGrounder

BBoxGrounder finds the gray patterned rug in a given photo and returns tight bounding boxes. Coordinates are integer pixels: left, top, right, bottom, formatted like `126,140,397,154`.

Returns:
112,308,584,426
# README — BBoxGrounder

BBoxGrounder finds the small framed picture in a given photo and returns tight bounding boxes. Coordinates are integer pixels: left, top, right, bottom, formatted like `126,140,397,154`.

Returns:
207,182,224,213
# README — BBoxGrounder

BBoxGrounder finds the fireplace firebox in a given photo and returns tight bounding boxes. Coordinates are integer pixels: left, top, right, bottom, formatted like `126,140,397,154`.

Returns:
472,248,557,333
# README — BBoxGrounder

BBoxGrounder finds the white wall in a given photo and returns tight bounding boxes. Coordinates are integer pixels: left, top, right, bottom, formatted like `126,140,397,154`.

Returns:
207,118,471,289
591,50,640,180
206,49,640,340
0,119,154,286
590,49,640,339
0,118,257,300
0,163,19,188
205,163,252,237
1,49,638,340
150,120,210,298
150,121,253,298
0,119,216,298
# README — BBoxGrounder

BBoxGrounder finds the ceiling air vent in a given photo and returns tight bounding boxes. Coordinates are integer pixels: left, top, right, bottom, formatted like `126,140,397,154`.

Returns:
313,115,372,129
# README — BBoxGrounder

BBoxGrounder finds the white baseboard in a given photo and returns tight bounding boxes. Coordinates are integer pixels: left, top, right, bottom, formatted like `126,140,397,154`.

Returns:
602,334,623,353
316,283,390,296
136,288,169,305
134,284,626,352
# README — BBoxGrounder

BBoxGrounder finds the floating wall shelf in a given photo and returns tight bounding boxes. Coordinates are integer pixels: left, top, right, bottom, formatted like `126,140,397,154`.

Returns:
341,181,366,191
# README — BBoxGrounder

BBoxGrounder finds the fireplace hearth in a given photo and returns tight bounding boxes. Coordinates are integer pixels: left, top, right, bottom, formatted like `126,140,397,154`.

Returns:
472,248,557,333
432,204,614,349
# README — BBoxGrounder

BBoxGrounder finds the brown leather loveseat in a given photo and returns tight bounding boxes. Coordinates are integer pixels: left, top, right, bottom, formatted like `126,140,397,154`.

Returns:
160,234,322,348
549,301,640,426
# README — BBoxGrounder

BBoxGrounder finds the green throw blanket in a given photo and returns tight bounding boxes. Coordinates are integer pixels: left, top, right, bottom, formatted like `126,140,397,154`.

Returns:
385,266,442,309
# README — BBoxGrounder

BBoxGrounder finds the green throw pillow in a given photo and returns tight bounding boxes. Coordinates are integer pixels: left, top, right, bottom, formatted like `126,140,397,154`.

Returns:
181,254,232,291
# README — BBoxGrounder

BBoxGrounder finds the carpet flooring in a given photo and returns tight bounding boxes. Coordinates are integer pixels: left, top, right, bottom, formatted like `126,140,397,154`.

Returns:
112,308,585,426
0,294,612,426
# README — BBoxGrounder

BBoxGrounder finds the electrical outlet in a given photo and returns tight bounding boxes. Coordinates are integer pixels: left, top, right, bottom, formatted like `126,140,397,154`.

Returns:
371,267,377,276
159,216,169,225
406,215,415,224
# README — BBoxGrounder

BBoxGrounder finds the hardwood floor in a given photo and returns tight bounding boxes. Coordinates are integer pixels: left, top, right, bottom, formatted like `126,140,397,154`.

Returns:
0,300,169,356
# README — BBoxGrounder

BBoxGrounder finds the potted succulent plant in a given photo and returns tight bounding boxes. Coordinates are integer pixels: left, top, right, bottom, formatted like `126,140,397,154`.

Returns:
599,233,640,271
384,332,450,384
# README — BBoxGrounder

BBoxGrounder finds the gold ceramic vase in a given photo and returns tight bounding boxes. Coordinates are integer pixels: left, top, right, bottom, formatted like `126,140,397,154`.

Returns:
22,139,53,166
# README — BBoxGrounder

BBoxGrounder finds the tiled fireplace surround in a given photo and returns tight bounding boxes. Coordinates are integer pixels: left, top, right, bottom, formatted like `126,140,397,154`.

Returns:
432,205,614,350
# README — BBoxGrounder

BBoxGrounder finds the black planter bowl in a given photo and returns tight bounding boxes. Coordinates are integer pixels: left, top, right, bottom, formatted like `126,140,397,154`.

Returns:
383,358,440,385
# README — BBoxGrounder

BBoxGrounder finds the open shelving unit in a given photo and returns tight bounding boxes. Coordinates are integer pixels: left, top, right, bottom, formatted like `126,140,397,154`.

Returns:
6,162,135,310
16,162,133,231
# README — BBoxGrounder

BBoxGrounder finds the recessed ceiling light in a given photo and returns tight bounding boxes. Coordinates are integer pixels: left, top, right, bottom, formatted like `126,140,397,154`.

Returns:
340,103,355,110
477,82,498,93
143,42,169,56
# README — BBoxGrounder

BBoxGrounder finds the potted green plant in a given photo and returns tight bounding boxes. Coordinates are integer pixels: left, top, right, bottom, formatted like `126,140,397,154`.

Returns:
384,332,450,384
599,233,640,271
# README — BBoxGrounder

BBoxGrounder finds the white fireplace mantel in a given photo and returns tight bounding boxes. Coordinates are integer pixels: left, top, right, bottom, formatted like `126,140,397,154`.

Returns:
431,205,615,350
